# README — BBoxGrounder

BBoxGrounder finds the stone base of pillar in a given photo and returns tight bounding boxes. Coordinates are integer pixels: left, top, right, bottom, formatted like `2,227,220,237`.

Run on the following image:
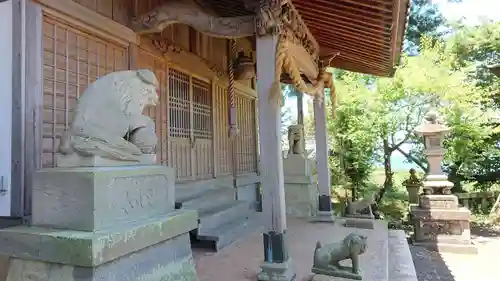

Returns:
258,259,296,281
310,195,336,223
259,231,295,281
343,217,375,229
311,211,336,223
0,164,199,280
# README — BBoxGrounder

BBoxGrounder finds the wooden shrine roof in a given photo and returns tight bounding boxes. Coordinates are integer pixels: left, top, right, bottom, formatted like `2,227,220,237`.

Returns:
201,0,410,77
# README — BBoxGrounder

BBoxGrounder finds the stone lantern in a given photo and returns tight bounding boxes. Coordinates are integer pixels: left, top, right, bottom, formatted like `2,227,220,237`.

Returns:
410,111,477,254
414,111,453,195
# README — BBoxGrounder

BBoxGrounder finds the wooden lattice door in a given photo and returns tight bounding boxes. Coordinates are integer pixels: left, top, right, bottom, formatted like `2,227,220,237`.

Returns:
168,69,213,181
192,78,213,180
169,69,193,180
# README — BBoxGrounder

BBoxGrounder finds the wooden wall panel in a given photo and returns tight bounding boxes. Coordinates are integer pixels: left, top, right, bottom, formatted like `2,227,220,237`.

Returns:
44,1,257,180
42,15,128,167
235,94,257,174
214,84,231,175
135,49,169,165
72,0,133,26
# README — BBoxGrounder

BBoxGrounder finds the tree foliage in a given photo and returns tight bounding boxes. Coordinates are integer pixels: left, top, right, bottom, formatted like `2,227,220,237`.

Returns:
326,73,381,199
444,21,500,188
309,36,497,201
300,2,499,208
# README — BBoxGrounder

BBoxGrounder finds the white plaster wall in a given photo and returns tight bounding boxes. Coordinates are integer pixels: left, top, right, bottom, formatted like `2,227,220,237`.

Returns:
0,0,13,216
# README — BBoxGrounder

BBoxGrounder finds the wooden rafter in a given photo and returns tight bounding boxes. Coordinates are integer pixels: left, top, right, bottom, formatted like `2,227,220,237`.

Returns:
139,0,410,77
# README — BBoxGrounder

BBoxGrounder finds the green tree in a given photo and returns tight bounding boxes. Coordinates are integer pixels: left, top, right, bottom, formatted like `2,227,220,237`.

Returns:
444,21,500,189
326,72,381,200
447,21,500,96
382,37,493,193
325,37,493,201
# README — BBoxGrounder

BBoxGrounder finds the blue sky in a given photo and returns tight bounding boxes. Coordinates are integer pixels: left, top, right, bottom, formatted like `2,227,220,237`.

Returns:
434,0,500,24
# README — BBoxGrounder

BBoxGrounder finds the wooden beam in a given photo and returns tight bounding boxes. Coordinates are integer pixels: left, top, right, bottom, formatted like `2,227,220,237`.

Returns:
390,0,410,70
132,0,254,38
34,0,138,45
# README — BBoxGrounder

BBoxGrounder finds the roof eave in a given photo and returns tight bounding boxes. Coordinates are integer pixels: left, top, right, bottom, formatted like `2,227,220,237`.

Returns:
388,0,411,77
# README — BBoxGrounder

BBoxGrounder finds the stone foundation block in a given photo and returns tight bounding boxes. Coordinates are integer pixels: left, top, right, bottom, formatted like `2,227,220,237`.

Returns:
259,259,296,281
419,195,458,209
284,178,318,218
283,154,314,175
283,155,317,218
5,233,197,281
411,205,477,254
0,209,199,281
311,211,336,223
32,165,175,232
0,209,196,266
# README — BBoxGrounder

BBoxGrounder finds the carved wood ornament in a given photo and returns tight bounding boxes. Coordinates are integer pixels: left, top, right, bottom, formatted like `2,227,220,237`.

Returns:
150,37,225,78
133,0,330,107
132,0,254,38
249,0,333,106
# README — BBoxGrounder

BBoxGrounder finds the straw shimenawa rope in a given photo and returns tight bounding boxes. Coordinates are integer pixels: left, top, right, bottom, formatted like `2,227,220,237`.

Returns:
269,36,335,110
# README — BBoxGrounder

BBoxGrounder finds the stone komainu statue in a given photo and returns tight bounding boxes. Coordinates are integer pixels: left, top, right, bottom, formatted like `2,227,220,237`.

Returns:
287,124,304,156
312,233,368,280
346,193,376,218
58,69,159,162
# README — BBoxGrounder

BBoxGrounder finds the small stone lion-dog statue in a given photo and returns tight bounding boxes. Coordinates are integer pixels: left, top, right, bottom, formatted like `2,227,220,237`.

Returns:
287,124,304,156
346,193,376,219
312,233,368,280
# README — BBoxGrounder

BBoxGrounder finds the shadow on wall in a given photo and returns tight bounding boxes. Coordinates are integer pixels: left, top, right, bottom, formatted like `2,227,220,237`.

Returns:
410,245,456,281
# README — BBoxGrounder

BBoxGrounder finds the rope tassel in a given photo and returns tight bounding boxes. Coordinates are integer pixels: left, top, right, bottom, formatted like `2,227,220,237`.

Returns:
228,39,239,138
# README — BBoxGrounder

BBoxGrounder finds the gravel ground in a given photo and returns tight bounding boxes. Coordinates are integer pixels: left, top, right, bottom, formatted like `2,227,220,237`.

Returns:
409,224,500,281
410,245,456,281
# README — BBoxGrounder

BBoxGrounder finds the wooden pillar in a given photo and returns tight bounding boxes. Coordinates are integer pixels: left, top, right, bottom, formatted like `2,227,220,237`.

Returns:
0,0,42,220
313,97,335,222
256,35,295,281
0,0,15,217
296,89,303,125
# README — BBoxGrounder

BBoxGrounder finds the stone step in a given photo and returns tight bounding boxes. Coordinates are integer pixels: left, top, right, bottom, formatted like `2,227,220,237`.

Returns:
177,186,235,211
388,230,418,281
198,201,251,234
175,179,218,202
197,213,263,251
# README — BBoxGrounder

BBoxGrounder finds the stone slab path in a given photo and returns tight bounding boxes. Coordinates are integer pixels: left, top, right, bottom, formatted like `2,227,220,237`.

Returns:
194,217,392,281
410,225,500,281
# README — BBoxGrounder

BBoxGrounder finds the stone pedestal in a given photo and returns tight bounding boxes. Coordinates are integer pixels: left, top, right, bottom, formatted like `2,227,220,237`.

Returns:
283,154,318,218
405,184,421,205
0,164,199,280
411,195,477,254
